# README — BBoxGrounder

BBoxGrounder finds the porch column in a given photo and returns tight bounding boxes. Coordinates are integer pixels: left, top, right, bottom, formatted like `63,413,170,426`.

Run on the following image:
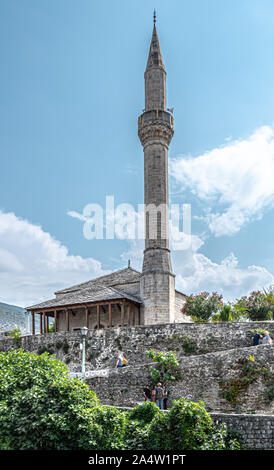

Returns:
46,314,49,333
85,306,89,329
43,312,46,333
132,304,135,327
127,303,130,326
121,300,125,327
108,303,112,328
32,312,35,335
66,309,69,332
54,310,57,332
40,313,43,334
97,304,100,329
138,306,141,325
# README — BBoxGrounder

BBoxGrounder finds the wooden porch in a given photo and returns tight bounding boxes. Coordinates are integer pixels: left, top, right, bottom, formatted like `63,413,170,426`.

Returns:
29,298,141,335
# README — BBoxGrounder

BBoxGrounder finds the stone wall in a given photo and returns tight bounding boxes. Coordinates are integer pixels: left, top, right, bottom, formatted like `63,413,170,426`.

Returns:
85,345,274,414
0,320,273,447
0,321,273,373
103,406,274,450
211,413,274,450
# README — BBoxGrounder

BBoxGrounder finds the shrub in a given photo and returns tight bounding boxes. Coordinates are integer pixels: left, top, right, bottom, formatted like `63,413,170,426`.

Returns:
182,292,223,322
0,350,243,451
234,290,273,321
146,410,170,449
124,402,161,450
164,399,214,449
147,398,240,450
181,335,196,355
145,349,180,382
0,349,99,450
127,401,161,424
92,406,127,450
10,328,21,347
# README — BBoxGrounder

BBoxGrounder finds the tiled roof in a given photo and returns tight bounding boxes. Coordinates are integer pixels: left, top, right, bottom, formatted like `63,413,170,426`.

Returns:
26,281,142,311
54,267,141,295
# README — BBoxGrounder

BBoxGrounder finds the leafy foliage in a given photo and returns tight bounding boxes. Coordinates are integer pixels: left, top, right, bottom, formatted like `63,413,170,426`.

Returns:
181,335,196,355
182,292,223,322
0,349,99,450
183,286,274,322
0,350,243,450
219,355,273,406
146,398,240,450
212,304,235,322
234,290,273,321
146,349,180,381
127,401,161,424
10,328,21,347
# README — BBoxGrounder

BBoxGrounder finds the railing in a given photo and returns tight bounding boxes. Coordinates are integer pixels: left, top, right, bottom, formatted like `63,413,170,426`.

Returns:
138,110,174,129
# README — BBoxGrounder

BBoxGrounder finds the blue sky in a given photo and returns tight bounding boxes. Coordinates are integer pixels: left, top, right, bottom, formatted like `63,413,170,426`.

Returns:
0,0,273,306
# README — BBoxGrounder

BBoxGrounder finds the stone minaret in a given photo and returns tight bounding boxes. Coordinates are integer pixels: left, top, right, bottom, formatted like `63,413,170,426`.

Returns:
138,13,175,324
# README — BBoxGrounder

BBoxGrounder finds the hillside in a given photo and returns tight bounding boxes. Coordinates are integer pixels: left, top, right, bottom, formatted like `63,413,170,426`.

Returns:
0,301,30,334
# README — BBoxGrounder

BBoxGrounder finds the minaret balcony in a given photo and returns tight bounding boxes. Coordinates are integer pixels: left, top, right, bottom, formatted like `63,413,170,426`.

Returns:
138,109,174,129
138,109,174,147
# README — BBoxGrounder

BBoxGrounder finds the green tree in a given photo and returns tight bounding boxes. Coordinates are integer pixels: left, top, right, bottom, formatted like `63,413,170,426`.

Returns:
145,349,180,381
0,350,243,451
182,292,223,322
147,398,240,450
0,349,100,450
211,303,241,322
234,291,272,321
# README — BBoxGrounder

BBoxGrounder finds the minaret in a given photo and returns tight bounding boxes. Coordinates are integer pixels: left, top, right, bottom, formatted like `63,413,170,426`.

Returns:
138,12,175,324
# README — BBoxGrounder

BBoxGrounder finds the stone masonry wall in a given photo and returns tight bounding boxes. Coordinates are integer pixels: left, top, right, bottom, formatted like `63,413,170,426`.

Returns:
0,321,273,373
85,345,274,415
211,413,274,450
106,406,274,450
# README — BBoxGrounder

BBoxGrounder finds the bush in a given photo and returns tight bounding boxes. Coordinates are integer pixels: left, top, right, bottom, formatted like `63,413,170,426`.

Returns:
182,292,223,322
233,290,273,321
10,328,21,347
145,349,180,381
0,349,99,450
164,399,214,449
128,401,161,424
147,398,240,450
0,350,243,450
92,406,127,450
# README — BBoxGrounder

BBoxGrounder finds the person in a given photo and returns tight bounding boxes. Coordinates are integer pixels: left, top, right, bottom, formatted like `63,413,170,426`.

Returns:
115,352,128,368
252,330,262,346
155,382,164,409
163,385,170,410
262,331,272,345
143,385,151,402
151,385,156,403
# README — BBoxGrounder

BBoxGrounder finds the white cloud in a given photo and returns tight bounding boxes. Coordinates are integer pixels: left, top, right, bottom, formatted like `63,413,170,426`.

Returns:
173,249,274,301
0,211,108,307
121,235,274,301
170,126,274,236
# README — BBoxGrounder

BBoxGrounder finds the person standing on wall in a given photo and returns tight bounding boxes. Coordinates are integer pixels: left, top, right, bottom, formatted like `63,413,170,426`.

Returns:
163,384,170,410
155,383,164,409
143,385,151,402
151,385,156,403
115,352,128,368
252,330,262,346
262,331,272,345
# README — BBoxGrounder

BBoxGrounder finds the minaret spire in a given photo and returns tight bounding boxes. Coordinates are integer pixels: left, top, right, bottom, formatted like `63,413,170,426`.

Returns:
145,14,165,75
145,15,166,111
